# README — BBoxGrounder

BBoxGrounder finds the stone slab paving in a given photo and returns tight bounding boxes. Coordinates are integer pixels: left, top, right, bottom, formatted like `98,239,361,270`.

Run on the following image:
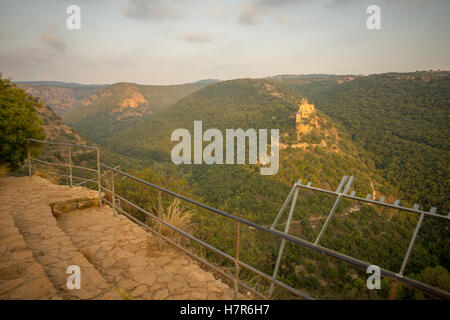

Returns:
0,176,121,300
57,206,239,300
0,175,241,300
0,200,60,299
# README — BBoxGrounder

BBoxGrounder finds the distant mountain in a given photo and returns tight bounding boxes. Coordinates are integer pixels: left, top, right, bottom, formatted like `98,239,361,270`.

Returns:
62,81,215,144
17,82,107,115
192,79,221,84
15,81,109,88
265,74,358,82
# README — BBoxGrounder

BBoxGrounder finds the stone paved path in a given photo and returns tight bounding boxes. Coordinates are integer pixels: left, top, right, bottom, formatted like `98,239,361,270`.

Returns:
0,199,60,299
0,176,120,300
57,206,236,300
0,176,238,300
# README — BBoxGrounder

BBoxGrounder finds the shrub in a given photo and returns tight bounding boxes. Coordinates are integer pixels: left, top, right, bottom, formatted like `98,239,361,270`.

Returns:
157,198,194,246
0,74,45,169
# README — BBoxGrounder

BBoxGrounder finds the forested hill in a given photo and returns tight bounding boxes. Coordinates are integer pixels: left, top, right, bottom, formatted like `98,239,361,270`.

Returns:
103,78,394,222
62,81,214,144
16,82,106,115
271,71,450,213
29,91,148,174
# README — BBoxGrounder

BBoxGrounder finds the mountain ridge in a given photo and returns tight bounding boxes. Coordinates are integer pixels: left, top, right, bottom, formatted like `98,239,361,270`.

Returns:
62,81,216,144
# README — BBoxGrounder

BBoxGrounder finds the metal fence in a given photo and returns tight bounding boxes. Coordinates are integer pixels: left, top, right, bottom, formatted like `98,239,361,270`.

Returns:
28,138,103,206
27,138,450,300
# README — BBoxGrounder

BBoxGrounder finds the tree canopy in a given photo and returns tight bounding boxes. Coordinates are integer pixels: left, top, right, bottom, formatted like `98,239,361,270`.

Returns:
0,74,45,169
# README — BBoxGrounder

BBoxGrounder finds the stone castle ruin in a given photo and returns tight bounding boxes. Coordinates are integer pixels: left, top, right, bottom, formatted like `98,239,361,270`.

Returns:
295,98,317,140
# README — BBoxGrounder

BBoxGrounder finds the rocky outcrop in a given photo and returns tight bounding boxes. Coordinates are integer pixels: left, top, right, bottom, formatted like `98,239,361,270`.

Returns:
295,98,318,139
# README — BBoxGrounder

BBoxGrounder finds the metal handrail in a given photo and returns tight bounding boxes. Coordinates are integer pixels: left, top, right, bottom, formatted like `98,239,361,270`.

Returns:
26,139,450,300
28,138,98,150
28,138,102,207
100,163,450,300
295,180,450,220
100,184,313,300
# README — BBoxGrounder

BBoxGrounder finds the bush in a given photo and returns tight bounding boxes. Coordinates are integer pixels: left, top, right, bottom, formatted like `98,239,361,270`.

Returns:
0,74,45,169
157,198,194,246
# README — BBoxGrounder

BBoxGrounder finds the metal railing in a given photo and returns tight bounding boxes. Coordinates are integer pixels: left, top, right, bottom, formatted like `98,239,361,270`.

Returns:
99,163,314,300
269,176,450,299
26,139,450,300
28,138,102,207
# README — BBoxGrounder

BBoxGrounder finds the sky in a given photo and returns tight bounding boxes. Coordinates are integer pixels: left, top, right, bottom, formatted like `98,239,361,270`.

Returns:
0,0,449,85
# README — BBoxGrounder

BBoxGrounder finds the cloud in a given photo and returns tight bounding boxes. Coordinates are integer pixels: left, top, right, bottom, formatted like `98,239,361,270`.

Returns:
238,0,306,25
324,0,429,8
122,0,184,21
324,0,359,7
275,15,304,28
257,0,305,6
239,2,265,25
205,0,229,17
40,33,66,53
47,24,58,32
180,32,212,43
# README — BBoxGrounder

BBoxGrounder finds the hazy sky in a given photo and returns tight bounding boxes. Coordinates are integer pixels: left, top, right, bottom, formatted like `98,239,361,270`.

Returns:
0,0,449,84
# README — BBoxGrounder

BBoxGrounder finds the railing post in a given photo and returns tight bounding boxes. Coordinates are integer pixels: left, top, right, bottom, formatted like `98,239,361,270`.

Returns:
96,147,102,207
314,176,353,245
271,183,297,229
234,221,240,300
111,170,116,216
389,280,399,300
399,210,426,275
27,139,31,178
269,186,300,297
157,221,163,251
157,190,163,251
68,146,73,187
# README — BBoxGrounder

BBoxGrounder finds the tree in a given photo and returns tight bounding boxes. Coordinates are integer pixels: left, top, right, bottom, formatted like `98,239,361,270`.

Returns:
0,74,45,169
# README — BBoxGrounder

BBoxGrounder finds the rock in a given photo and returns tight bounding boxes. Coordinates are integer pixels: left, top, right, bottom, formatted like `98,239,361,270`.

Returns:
134,273,157,286
118,278,139,291
207,282,223,294
127,255,147,267
152,288,169,300
168,281,185,295
7,277,55,299
131,285,148,298
113,249,135,260
191,291,208,300
152,256,171,266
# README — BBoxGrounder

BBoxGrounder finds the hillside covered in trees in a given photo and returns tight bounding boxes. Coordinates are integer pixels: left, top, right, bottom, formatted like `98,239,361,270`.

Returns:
63,81,214,144
272,71,450,213
16,81,107,116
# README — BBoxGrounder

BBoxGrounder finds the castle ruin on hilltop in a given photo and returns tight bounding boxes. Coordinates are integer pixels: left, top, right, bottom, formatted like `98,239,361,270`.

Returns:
295,98,317,140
